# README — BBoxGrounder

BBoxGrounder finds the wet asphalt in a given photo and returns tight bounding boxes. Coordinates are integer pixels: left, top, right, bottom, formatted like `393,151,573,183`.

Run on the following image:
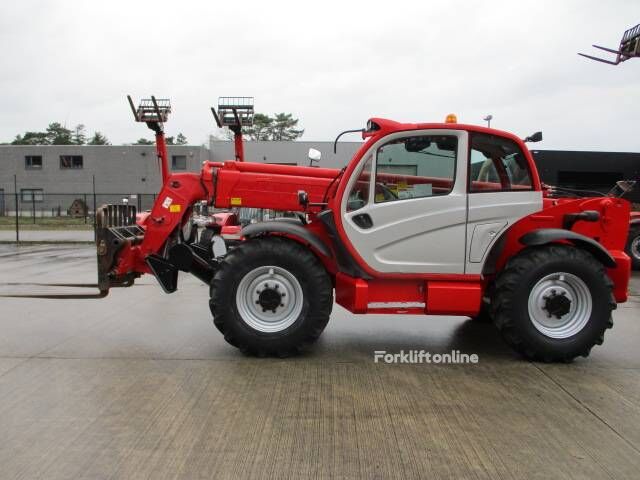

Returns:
0,244,639,479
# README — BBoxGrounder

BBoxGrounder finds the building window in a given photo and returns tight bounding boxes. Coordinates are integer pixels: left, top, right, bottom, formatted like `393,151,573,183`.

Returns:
60,155,83,169
172,155,187,170
25,155,43,170
21,188,44,203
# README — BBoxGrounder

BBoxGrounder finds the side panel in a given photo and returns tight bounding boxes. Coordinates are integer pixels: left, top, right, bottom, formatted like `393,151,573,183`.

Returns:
213,161,337,212
334,273,483,316
608,251,630,302
427,281,482,315
469,221,507,262
465,191,543,274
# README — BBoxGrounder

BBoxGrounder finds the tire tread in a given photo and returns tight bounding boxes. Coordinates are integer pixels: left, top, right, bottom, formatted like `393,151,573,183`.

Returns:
491,245,615,362
210,236,332,357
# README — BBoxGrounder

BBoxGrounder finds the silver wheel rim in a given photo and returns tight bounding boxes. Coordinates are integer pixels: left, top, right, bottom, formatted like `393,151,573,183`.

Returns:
236,265,303,333
527,272,592,339
631,235,640,261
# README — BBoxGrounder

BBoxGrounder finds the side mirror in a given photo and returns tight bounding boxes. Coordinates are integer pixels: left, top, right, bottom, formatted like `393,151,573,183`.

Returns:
524,131,543,143
608,180,637,197
308,148,322,165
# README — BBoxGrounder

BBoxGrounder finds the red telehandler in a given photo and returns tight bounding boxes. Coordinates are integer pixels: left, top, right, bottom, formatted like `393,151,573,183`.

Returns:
5,95,632,363
83,95,632,362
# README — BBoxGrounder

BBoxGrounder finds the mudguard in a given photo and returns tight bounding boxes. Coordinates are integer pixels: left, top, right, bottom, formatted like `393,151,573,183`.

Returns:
519,228,616,268
242,221,331,257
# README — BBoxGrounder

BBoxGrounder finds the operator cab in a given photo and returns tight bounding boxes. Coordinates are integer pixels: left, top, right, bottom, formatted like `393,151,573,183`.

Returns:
339,115,542,275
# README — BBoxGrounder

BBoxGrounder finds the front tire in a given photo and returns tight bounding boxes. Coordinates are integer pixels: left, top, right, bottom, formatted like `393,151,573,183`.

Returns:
492,245,615,362
626,225,640,270
210,236,333,357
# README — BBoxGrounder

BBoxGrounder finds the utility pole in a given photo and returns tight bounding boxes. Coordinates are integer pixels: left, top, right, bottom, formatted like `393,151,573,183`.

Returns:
92,175,97,242
13,175,19,243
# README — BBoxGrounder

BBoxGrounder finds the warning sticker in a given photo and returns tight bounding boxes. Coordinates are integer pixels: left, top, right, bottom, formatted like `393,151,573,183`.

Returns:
169,204,182,213
162,196,173,209
230,197,242,206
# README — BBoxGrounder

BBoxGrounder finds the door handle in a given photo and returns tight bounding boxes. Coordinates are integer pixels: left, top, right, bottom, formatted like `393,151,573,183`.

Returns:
352,213,373,229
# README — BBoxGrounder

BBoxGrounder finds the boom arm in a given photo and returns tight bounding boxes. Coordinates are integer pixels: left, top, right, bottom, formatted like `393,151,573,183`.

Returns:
103,160,339,293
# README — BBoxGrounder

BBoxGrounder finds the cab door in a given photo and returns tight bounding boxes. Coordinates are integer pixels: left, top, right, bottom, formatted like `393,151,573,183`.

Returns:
465,133,543,274
340,130,469,274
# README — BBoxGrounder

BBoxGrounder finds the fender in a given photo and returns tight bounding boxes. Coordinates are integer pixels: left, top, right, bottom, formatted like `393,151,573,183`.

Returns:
519,228,616,268
242,221,331,257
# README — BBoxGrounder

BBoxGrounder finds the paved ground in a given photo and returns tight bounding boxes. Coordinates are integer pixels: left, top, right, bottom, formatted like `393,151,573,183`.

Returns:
0,244,639,479
0,230,94,243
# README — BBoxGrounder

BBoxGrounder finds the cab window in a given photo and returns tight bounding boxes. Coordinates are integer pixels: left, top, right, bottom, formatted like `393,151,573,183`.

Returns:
346,155,372,212
374,135,457,203
469,133,533,192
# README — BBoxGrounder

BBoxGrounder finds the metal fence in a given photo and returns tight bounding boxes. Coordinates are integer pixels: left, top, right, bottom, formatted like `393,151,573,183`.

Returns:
0,178,160,242
0,179,279,243
0,193,158,218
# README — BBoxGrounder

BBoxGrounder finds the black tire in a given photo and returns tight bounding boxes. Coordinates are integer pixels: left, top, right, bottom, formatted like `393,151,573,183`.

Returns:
626,225,640,270
210,236,333,357
470,301,493,323
470,283,494,323
492,245,615,362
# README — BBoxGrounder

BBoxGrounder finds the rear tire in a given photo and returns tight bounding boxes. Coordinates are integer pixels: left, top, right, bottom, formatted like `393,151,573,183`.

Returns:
626,225,640,270
492,245,615,362
210,236,333,357
470,301,493,323
470,282,494,323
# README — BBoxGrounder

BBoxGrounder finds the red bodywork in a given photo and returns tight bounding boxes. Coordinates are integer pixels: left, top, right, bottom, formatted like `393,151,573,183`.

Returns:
210,212,242,240
109,119,632,316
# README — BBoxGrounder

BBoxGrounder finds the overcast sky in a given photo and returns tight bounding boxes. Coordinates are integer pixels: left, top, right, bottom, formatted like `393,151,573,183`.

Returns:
1,0,639,151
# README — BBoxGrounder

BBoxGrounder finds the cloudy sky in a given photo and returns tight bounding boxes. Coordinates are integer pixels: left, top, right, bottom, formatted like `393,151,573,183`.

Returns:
1,0,639,151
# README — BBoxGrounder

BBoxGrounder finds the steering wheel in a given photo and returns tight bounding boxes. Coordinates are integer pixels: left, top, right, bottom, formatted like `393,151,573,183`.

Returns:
376,182,398,201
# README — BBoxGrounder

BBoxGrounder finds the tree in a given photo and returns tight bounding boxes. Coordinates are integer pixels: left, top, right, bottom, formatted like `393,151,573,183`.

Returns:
244,114,274,141
12,131,50,145
134,138,154,145
9,122,112,145
72,124,86,145
88,131,110,145
175,133,188,145
46,122,73,145
165,133,187,145
242,113,303,141
270,113,304,141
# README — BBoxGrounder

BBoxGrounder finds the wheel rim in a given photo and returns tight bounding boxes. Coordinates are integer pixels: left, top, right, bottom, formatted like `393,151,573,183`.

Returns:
235,265,303,333
527,272,592,339
631,235,640,261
